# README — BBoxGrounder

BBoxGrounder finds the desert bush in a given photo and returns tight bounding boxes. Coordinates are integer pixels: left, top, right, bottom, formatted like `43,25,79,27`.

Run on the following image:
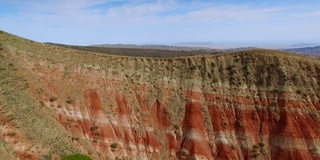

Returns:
95,131,102,137
49,96,57,102
296,89,302,94
7,132,16,137
189,66,196,70
259,142,265,147
111,142,118,149
173,124,179,130
62,154,92,160
180,149,189,156
90,125,99,131
26,154,32,158
66,98,74,104
227,64,236,70
72,137,79,141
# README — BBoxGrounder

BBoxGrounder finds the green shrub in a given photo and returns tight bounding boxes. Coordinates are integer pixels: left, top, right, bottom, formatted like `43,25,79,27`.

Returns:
227,64,236,70
110,142,118,149
49,96,57,102
7,132,16,137
95,131,102,137
66,98,74,104
72,137,79,141
262,149,268,155
253,144,259,150
173,124,179,130
259,142,265,147
90,125,99,131
251,153,259,158
26,154,32,158
296,89,302,94
189,66,196,70
62,154,92,160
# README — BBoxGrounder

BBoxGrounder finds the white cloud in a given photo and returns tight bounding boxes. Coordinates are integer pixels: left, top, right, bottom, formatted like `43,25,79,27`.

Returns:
1,0,320,45
11,0,290,26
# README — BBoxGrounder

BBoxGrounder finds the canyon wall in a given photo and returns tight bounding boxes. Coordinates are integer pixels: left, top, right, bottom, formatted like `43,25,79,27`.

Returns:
0,31,320,159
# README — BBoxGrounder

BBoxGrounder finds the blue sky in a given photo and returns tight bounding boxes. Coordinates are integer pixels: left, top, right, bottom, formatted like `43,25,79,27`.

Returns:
1,0,320,47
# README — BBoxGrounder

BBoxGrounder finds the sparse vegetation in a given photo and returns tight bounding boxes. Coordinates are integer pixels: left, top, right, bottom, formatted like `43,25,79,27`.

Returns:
66,97,74,104
174,124,179,130
95,131,102,137
0,47,78,157
62,154,92,160
6,115,15,121
49,96,57,102
72,137,79,141
42,154,52,160
253,144,259,150
189,65,197,71
227,64,236,70
7,132,16,137
111,142,118,149
251,142,268,158
90,125,99,131
26,154,32,159
180,149,189,157
259,142,265,147
311,110,320,121
296,89,302,94
262,149,268,156
39,101,45,107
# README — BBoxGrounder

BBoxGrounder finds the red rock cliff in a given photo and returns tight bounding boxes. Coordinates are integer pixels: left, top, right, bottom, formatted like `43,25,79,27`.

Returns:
0,32,320,160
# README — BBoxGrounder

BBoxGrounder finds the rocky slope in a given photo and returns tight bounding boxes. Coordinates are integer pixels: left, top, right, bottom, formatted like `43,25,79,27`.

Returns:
0,31,320,160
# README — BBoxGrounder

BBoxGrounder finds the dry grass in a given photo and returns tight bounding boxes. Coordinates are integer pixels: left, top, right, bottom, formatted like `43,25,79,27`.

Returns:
0,50,78,156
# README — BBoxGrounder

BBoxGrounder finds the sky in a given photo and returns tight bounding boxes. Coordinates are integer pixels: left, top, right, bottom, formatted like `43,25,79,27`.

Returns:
1,0,320,47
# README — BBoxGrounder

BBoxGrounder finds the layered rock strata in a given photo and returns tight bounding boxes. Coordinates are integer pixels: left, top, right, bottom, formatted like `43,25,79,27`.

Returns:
0,31,319,159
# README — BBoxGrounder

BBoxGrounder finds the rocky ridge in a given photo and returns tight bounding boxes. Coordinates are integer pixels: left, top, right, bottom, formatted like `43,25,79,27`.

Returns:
0,31,320,159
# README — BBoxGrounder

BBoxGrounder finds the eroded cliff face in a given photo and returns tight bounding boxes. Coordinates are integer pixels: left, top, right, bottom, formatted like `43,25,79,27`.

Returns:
0,32,320,160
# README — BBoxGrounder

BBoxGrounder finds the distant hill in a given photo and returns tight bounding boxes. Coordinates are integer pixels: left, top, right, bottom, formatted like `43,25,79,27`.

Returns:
284,45,320,56
48,43,260,58
47,43,221,58
289,43,318,48
91,44,214,51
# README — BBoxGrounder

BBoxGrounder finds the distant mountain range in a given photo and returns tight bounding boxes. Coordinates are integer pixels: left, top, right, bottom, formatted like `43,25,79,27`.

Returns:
283,45,320,56
289,43,318,48
90,43,259,53
89,42,320,57
90,44,214,51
